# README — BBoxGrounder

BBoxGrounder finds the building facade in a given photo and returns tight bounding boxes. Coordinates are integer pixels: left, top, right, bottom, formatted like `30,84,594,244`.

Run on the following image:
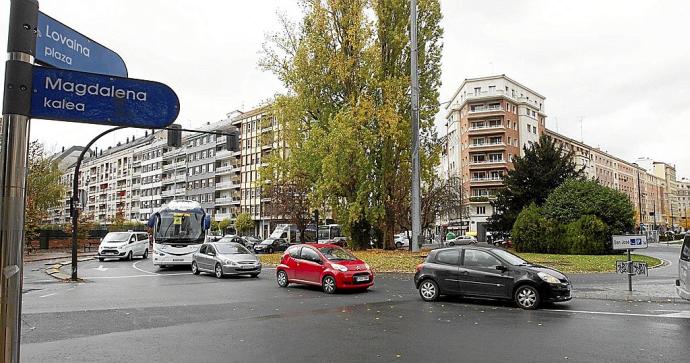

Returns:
442,75,547,239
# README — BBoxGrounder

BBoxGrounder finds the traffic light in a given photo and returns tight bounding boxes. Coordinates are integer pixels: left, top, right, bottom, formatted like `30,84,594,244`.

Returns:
226,131,239,151
313,209,319,225
167,124,182,147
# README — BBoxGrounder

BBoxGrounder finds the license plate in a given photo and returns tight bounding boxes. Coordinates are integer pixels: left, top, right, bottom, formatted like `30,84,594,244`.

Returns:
355,276,369,282
172,259,183,262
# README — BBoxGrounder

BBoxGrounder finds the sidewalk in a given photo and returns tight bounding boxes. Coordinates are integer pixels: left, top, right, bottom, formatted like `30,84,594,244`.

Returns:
23,249,98,263
572,281,688,304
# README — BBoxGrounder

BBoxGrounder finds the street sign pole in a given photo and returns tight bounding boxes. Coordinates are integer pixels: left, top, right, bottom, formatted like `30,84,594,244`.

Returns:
409,0,421,252
627,248,632,292
1,1,38,362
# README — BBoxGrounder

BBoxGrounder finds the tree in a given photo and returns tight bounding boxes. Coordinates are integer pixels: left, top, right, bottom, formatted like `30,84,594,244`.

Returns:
26,141,64,241
488,134,583,233
565,215,609,255
218,218,232,235
260,0,443,249
264,175,312,243
234,213,253,236
210,219,220,234
543,178,635,239
511,203,566,254
64,212,96,241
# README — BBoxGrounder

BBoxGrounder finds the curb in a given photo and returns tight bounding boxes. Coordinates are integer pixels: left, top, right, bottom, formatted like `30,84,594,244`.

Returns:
573,291,690,304
25,253,98,263
44,257,93,281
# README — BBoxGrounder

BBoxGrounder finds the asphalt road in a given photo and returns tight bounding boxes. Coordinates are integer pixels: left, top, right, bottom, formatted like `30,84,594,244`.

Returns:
18,253,690,363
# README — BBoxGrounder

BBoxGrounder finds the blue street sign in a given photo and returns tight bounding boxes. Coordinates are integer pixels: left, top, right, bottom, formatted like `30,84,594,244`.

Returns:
30,66,180,128
36,12,128,77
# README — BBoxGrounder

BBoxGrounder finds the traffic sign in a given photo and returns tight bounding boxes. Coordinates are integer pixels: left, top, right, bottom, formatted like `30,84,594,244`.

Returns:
612,235,648,250
30,66,179,128
36,12,128,77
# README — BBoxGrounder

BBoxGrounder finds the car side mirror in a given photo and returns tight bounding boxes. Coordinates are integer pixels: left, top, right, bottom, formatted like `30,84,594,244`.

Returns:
495,265,507,272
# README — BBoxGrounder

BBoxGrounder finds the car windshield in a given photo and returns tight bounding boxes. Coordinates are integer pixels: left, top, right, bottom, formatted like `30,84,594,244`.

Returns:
491,249,529,266
215,243,251,255
261,239,275,245
103,232,131,243
155,212,204,244
318,247,356,261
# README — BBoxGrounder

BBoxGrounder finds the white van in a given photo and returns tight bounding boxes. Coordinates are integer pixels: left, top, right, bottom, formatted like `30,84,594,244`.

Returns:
97,231,150,261
676,236,690,300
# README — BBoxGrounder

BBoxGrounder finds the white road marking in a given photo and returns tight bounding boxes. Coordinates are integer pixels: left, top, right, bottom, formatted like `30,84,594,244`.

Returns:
547,308,690,319
132,260,157,275
95,265,108,272
39,293,57,298
89,272,191,279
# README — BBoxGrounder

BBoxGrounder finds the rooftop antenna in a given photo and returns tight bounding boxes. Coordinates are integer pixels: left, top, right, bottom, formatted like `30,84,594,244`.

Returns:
579,116,584,142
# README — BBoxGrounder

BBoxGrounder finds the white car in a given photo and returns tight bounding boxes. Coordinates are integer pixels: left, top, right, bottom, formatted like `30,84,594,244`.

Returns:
98,231,150,261
446,236,478,246
676,236,690,300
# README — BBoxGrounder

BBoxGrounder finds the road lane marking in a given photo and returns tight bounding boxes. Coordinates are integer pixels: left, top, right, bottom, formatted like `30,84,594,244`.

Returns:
89,272,191,279
132,260,157,275
39,293,57,298
547,308,690,319
95,265,108,272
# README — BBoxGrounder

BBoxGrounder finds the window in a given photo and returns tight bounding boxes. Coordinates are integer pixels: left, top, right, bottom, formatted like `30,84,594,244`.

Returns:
527,125,532,133
474,87,480,96
476,206,486,215
435,250,459,265
288,246,302,259
681,237,690,262
488,85,495,93
463,250,501,268
300,247,320,263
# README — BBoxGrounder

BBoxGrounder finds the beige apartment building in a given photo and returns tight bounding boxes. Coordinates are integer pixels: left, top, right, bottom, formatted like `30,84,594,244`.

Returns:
440,74,686,240
441,75,547,239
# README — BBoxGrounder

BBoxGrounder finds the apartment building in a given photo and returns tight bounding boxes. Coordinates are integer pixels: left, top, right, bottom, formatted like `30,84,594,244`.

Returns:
230,106,286,237
442,75,547,238
439,74,688,240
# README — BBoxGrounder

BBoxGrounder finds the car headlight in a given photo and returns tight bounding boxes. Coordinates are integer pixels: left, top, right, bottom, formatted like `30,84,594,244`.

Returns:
537,272,560,284
364,263,370,270
331,263,348,272
224,260,237,266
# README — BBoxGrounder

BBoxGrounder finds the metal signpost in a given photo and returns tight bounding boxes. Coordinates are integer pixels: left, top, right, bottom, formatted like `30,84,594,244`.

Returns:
1,1,179,361
612,235,649,291
36,11,128,77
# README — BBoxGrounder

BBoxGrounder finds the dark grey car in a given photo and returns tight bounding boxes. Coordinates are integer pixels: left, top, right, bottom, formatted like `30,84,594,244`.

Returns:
191,242,261,278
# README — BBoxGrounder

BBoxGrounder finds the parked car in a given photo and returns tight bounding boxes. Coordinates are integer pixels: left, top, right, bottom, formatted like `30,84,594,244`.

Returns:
254,237,289,254
97,231,150,261
217,235,256,249
446,236,477,246
276,244,374,293
395,234,410,249
244,236,263,247
191,242,261,278
676,235,690,300
414,246,571,309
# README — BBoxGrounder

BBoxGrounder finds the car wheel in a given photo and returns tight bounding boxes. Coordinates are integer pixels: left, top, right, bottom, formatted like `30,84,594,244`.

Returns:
214,263,224,279
276,270,289,287
322,275,337,294
515,285,540,310
493,242,501,247
191,261,200,275
419,279,439,301
268,247,274,254
142,249,148,259
395,242,403,249
124,251,132,261
448,241,455,246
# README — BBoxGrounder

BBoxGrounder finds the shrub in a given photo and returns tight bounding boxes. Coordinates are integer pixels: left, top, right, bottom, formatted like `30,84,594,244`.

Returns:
512,204,549,253
565,215,609,255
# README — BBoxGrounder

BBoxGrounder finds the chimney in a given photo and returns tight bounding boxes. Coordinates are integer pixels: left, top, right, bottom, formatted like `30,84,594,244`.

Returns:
61,146,65,152
145,131,148,137
126,137,130,143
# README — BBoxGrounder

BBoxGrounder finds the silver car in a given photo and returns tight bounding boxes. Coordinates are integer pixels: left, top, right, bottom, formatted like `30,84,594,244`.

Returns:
191,242,262,278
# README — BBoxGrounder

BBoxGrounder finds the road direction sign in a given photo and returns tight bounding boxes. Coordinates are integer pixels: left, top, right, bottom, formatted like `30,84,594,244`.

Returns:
30,66,180,128
612,235,648,250
36,12,128,77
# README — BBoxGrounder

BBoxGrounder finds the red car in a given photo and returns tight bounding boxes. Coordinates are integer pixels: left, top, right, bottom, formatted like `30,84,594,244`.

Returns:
276,244,374,293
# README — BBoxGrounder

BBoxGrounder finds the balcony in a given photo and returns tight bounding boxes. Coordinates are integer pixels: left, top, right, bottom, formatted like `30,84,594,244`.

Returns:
161,190,175,197
467,105,505,119
468,142,506,151
469,160,507,169
470,177,504,186
215,181,233,190
231,197,241,205
214,212,235,221
215,196,232,205
467,124,505,135
215,149,233,159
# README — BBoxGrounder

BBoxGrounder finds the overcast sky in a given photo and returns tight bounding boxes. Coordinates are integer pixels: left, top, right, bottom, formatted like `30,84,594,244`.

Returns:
1,0,688,178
